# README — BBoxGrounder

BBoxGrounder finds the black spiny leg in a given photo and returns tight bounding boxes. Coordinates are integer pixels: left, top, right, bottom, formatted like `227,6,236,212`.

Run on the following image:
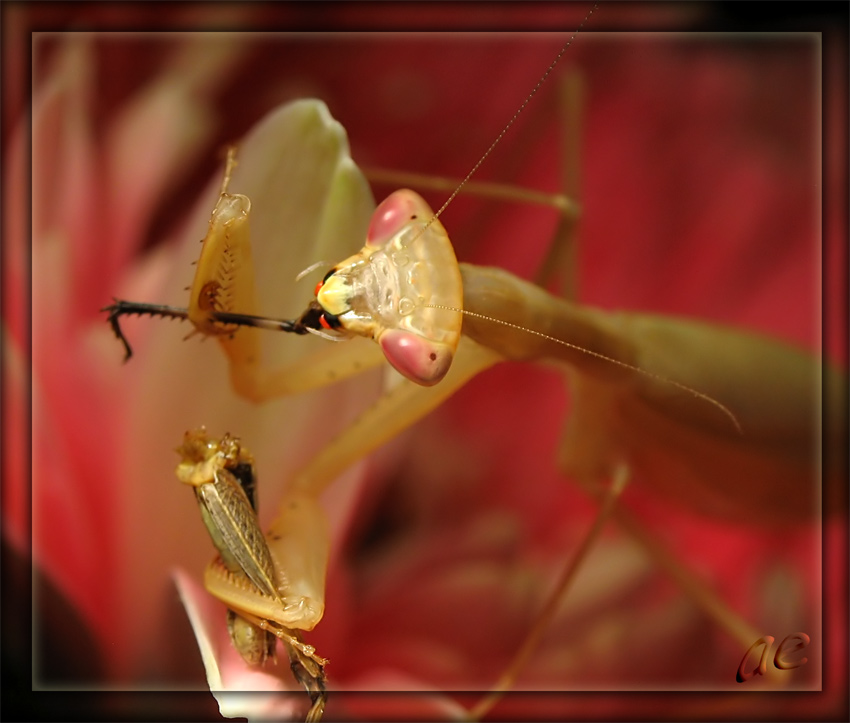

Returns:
101,298,327,362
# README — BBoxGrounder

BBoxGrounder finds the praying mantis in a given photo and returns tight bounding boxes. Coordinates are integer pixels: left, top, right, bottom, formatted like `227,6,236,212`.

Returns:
102,25,842,721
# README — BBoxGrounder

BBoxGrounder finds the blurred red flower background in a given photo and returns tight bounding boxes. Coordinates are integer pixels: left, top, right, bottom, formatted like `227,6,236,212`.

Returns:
5,2,847,722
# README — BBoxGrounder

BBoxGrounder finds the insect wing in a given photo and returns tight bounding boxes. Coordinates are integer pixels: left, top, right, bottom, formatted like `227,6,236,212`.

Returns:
194,467,279,600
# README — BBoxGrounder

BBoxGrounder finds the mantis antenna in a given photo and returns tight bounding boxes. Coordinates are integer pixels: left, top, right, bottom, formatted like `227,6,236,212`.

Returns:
409,3,599,247
425,303,744,434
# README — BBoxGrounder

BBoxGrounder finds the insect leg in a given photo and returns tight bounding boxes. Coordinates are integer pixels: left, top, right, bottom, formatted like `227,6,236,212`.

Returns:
283,633,328,723
285,335,503,499
533,67,584,300
466,463,630,722
363,167,577,218
102,299,193,361
362,67,584,306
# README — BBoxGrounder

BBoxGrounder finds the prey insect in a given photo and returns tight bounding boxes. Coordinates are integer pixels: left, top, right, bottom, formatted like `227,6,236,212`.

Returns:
176,428,327,722
102,15,836,721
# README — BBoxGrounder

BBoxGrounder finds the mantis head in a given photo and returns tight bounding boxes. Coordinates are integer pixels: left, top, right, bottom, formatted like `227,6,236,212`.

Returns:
312,190,464,386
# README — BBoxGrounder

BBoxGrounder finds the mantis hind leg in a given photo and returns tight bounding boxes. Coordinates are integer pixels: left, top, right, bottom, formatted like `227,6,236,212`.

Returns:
465,464,630,722
533,67,584,301
363,70,584,305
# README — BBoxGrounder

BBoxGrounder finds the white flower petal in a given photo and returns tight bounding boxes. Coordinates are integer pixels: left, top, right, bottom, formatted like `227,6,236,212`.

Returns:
174,569,300,721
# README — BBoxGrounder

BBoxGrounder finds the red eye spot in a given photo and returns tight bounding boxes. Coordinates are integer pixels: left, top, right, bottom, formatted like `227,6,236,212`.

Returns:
319,315,332,330
314,281,323,297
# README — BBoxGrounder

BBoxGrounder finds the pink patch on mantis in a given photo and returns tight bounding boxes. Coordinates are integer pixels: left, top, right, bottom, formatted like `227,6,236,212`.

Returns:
366,190,418,247
379,328,452,386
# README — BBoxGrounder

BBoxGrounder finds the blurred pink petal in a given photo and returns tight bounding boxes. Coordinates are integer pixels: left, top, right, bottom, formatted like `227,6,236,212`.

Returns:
102,35,249,272
28,34,229,679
